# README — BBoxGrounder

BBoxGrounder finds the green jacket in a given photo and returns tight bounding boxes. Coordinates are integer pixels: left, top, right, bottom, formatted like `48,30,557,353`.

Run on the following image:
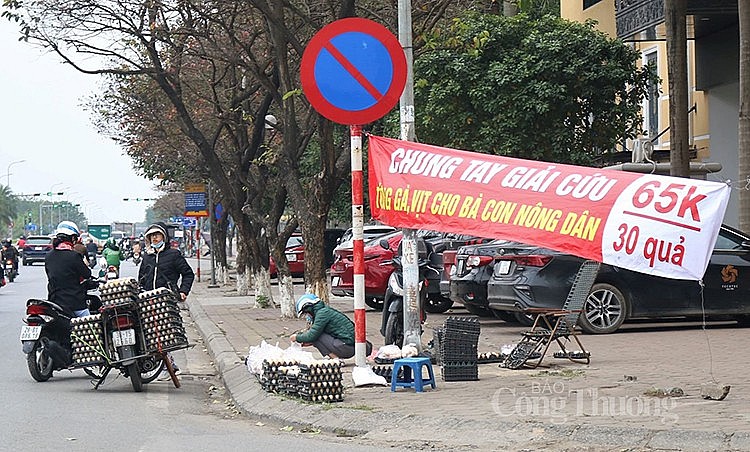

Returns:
295,301,355,345
102,246,124,267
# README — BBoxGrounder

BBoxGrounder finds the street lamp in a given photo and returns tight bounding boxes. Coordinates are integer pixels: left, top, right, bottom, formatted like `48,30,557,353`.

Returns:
6,159,26,188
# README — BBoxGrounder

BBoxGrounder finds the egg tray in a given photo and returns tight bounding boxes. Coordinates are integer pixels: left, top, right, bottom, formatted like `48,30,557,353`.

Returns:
70,314,107,367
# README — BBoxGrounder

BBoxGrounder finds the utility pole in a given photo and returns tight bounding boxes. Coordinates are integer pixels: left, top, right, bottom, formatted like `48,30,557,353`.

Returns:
398,0,422,350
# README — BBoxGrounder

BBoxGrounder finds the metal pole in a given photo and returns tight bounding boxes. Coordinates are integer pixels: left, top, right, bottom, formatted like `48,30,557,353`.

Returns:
398,0,421,349
350,124,367,368
196,217,201,282
208,181,217,286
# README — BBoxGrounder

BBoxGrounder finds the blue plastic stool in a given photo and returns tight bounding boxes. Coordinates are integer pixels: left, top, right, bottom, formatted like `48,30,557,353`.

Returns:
391,357,437,392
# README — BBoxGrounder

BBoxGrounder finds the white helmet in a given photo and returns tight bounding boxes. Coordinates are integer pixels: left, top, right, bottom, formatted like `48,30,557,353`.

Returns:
295,293,319,317
55,221,80,238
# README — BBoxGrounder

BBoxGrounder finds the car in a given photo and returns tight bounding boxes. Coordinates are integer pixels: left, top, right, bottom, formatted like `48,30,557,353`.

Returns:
482,224,750,334
22,235,54,265
269,234,305,278
330,230,403,309
332,225,398,258
448,240,525,322
331,229,489,311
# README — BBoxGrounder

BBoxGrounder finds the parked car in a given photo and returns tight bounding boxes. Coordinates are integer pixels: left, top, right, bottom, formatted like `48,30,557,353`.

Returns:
472,224,750,334
332,229,490,311
331,230,403,309
332,225,398,258
448,240,524,322
22,235,54,266
269,234,305,278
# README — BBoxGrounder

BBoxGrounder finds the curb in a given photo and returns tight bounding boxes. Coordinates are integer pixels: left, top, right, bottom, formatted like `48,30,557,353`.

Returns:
185,295,750,450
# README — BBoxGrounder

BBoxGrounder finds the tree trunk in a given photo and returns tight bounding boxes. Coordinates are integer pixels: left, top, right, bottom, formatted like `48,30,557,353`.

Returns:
740,0,750,231
277,274,296,318
664,0,690,178
252,268,276,308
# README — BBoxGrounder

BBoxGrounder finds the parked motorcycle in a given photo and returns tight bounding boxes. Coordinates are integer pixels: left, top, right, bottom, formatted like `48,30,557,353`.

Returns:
21,280,105,382
378,238,432,347
4,258,17,282
20,279,165,390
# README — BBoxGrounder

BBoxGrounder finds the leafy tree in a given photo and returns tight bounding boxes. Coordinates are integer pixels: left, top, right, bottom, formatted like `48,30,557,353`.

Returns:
0,185,17,233
411,13,657,164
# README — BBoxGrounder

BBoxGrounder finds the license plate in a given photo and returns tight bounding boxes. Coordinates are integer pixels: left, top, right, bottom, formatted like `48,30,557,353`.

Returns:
35,246,43,251
112,329,136,347
20,325,42,341
331,276,341,286
497,260,511,275
286,253,297,262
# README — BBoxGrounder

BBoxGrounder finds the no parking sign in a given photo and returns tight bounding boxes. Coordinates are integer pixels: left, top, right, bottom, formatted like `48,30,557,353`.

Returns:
301,18,406,125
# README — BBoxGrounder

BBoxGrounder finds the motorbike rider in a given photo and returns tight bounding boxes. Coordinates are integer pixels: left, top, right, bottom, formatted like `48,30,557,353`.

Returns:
45,221,92,317
138,222,194,377
291,293,372,359
101,237,125,277
85,238,98,267
2,239,20,276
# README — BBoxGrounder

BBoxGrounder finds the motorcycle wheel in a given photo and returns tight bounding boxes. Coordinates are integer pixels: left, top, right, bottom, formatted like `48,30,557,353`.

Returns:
27,342,54,382
127,363,144,392
424,294,454,314
8,271,15,283
140,355,165,384
384,311,404,348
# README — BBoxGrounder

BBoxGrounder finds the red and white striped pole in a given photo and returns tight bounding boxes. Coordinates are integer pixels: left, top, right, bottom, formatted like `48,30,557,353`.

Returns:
350,124,367,367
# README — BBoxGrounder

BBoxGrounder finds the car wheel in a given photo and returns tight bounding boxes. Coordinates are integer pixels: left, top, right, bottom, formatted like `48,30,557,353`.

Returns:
424,294,453,314
22,260,27,266
463,304,494,318
365,297,384,311
579,283,627,334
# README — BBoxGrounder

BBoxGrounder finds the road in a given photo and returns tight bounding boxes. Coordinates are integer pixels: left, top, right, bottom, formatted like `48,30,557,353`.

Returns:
0,259,389,452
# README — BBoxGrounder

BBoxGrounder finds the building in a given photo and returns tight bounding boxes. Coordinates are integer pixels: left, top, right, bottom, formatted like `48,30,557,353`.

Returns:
563,0,741,226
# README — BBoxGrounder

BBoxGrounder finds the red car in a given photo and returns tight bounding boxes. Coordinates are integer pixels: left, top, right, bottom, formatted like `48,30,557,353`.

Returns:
269,235,305,278
330,231,403,309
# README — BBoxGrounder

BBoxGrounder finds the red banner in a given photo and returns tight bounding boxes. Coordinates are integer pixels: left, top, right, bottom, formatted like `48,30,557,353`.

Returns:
367,135,730,281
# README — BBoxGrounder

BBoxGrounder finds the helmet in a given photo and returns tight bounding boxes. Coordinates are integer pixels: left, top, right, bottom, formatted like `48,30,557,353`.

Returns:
295,293,319,318
2,239,10,247
55,221,80,239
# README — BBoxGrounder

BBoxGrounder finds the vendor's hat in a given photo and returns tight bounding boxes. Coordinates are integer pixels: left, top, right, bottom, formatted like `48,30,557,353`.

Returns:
295,293,319,317
144,222,169,239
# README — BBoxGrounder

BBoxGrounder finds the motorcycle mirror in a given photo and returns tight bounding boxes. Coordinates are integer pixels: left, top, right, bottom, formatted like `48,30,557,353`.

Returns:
379,239,390,250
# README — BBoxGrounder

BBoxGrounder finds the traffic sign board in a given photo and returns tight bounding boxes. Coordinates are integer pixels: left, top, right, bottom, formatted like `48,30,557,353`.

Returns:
301,18,406,125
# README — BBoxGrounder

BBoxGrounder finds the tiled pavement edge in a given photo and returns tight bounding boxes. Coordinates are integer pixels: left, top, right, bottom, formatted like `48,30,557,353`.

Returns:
185,280,750,451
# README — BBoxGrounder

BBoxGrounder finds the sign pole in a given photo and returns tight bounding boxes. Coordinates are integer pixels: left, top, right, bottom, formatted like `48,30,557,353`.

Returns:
196,217,201,282
350,124,367,368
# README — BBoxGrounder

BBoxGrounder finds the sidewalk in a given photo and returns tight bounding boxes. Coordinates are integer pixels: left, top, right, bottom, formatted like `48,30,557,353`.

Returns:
185,279,750,451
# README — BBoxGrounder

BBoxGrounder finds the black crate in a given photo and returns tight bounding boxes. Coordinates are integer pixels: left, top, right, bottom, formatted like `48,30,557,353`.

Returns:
441,361,479,381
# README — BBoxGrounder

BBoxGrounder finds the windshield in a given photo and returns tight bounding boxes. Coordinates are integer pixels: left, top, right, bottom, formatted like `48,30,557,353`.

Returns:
26,237,52,245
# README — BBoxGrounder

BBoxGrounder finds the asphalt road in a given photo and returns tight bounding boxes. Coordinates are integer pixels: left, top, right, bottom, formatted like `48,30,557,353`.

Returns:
0,259,391,452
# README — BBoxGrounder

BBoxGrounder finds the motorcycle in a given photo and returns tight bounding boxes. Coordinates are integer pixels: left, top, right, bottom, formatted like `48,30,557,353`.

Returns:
4,258,17,282
87,252,97,269
20,279,166,390
21,280,107,382
378,238,432,347
98,258,119,282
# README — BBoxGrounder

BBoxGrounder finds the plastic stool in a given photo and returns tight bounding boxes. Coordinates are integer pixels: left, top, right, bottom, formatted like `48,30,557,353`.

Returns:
391,357,437,392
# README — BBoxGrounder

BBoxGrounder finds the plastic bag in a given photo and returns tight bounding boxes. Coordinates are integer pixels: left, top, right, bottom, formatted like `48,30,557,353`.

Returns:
245,340,316,375
376,344,402,360
401,344,419,358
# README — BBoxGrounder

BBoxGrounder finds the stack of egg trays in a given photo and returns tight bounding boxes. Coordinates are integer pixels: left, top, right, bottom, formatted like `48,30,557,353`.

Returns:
296,360,344,403
70,313,106,367
260,359,299,394
137,287,188,353
99,277,140,310
441,316,481,381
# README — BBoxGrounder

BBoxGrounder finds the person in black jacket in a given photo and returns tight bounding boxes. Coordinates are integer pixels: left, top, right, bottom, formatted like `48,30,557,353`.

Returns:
138,222,194,378
45,221,92,317
138,222,194,299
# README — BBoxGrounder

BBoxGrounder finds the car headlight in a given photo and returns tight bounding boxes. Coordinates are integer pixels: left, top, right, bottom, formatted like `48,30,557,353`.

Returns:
388,273,404,296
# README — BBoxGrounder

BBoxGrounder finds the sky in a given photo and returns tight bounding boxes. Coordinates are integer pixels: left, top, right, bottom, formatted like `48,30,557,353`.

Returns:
0,20,160,225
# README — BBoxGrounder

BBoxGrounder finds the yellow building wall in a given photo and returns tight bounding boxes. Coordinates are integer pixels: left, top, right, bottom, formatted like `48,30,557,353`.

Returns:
562,1,711,161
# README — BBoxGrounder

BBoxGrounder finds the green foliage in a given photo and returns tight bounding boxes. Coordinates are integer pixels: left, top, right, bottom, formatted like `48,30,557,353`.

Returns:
414,13,657,165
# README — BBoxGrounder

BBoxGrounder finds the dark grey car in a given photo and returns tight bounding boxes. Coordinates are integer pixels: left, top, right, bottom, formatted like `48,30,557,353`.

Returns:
22,235,53,265
486,224,750,334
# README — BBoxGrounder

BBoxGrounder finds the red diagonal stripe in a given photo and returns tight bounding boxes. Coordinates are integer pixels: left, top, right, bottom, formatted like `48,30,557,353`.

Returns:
323,42,384,101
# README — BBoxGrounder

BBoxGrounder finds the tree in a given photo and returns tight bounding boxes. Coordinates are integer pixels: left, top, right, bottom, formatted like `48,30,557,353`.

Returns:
411,13,656,164
664,0,690,178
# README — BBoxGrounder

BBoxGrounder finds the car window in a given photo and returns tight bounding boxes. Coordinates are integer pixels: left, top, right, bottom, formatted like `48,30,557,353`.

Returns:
26,237,52,245
286,236,304,248
714,232,742,250
362,228,397,240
